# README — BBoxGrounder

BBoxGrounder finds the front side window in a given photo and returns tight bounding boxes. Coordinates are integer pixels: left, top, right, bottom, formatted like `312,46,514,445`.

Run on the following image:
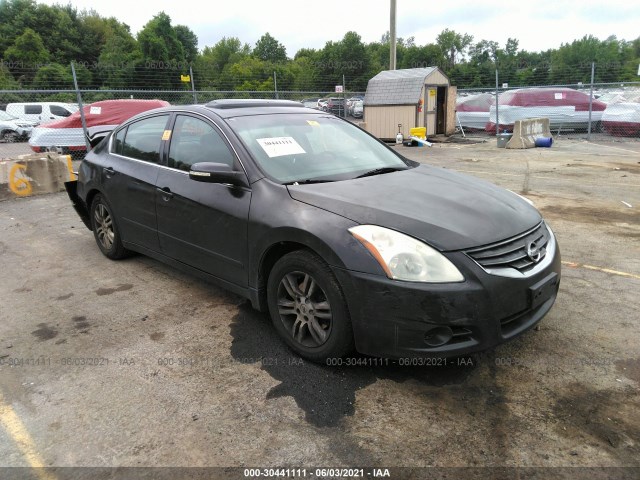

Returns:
228,113,408,183
168,115,234,171
121,115,169,163
50,105,72,117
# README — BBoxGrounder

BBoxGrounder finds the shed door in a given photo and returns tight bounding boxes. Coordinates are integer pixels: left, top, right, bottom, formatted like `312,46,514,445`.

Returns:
425,87,437,135
424,86,447,136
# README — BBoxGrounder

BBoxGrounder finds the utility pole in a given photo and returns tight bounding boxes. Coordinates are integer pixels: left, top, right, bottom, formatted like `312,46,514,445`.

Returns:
390,0,397,70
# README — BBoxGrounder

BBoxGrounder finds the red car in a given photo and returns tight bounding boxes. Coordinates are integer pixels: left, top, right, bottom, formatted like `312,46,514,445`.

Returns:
29,99,170,156
486,88,606,134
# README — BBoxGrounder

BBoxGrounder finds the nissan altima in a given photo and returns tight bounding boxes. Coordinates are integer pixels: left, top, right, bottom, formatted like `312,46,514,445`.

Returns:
65,99,561,362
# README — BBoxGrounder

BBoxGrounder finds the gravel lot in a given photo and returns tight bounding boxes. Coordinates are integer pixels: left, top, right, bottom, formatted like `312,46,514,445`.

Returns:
0,137,638,479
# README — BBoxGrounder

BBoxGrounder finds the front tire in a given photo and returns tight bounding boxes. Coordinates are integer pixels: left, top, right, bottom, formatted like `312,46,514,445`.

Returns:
1,130,18,143
267,250,354,362
90,194,129,260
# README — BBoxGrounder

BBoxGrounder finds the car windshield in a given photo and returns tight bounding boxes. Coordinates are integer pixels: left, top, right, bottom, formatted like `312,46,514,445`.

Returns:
228,113,409,183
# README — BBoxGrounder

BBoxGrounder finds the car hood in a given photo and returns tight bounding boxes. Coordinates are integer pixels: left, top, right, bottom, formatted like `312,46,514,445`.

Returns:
287,164,542,251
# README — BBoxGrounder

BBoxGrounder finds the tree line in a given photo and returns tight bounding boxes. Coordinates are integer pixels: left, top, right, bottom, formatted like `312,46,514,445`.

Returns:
1,0,638,93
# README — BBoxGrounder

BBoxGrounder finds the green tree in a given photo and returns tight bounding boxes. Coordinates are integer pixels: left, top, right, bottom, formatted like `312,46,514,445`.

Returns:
436,29,473,67
254,33,287,63
228,56,274,91
550,35,625,83
137,12,187,88
315,32,371,91
174,25,199,63
97,28,141,88
0,65,20,89
195,36,251,89
4,27,49,65
32,62,71,88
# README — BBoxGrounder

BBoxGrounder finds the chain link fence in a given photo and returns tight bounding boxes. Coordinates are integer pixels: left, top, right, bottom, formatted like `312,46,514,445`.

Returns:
1,62,638,160
455,82,640,141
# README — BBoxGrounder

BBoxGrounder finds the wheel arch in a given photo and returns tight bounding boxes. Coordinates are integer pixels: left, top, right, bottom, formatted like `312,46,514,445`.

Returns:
254,228,348,312
85,188,103,225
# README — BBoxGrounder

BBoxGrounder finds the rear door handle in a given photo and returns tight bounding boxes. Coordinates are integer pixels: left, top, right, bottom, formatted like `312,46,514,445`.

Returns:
157,187,174,201
103,167,116,178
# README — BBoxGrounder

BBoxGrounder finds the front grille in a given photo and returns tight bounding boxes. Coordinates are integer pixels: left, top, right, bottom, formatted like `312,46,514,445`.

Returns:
466,222,550,272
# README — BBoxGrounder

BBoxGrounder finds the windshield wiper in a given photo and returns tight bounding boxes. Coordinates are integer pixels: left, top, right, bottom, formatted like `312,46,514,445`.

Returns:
354,166,408,179
284,179,335,185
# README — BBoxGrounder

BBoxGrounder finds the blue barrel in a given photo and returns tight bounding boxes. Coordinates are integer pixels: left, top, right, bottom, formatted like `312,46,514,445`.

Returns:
535,137,553,147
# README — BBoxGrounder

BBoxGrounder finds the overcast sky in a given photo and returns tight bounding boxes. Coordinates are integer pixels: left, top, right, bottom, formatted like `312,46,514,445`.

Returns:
41,0,640,55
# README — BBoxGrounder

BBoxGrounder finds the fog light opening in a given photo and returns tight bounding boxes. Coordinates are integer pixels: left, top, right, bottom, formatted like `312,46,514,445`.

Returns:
423,326,453,347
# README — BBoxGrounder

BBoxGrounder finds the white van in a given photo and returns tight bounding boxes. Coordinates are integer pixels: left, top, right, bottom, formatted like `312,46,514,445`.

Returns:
6,102,78,124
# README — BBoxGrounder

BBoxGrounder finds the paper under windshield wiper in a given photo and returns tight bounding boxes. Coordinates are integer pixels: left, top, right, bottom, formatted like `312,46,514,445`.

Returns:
354,166,407,179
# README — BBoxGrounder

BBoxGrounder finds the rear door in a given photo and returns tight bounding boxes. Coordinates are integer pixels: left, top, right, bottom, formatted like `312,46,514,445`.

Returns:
155,113,251,287
101,114,170,252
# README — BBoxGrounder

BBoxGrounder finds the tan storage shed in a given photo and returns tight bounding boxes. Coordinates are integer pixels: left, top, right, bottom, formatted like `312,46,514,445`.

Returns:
363,67,456,141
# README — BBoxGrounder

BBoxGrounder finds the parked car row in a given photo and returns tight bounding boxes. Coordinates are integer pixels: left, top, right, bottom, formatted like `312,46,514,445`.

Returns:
0,109,38,142
0,102,78,143
456,87,640,136
298,96,364,118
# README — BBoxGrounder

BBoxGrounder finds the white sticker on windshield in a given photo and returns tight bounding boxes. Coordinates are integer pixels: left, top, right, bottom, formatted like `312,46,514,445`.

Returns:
256,137,306,157
89,106,102,115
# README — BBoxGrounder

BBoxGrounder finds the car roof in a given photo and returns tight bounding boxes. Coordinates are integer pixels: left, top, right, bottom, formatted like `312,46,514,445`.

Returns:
203,99,317,118
119,101,322,124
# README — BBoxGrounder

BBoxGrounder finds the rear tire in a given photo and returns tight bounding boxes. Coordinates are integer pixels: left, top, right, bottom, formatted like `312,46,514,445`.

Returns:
267,250,354,362
90,194,129,260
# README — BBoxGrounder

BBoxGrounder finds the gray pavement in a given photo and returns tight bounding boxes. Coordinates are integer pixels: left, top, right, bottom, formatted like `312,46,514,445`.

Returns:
0,138,638,474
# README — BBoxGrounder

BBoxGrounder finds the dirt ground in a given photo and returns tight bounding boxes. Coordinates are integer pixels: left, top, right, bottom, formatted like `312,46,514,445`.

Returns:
0,137,638,479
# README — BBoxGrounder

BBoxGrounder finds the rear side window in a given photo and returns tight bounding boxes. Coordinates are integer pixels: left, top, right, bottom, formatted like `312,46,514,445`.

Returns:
25,105,42,114
50,105,72,117
121,115,169,163
168,115,234,171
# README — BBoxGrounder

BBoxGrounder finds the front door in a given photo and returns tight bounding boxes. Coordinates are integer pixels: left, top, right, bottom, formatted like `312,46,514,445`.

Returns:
155,114,251,287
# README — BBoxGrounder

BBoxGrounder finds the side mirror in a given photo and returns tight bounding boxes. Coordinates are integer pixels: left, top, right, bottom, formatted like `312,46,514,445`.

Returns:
189,162,248,187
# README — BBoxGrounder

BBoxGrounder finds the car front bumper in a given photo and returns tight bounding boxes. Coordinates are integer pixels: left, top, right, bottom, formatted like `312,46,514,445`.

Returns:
333,231,561,358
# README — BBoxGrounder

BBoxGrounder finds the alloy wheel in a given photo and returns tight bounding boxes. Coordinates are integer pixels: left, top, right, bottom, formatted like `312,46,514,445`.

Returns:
276,271,332,348
94,203,114,250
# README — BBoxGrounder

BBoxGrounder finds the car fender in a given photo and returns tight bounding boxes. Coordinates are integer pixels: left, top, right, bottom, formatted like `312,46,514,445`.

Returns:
247,179,388,292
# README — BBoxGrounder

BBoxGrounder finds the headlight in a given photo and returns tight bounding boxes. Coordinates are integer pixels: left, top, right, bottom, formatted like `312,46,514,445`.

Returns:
349,225,464,283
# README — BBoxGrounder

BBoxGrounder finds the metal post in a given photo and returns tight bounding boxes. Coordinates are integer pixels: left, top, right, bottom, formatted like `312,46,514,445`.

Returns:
587,62,595,140
390,0,397,70
190,66,197,104
71,62,91,152
343,74,346,118
273,71,279,99
495,69,500,135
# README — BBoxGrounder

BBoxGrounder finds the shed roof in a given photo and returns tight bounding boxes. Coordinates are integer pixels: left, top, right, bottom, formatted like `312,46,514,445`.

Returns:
364,67,445,106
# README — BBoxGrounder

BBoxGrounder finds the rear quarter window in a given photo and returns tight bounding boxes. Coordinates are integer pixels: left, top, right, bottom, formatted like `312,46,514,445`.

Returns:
25,105,42,114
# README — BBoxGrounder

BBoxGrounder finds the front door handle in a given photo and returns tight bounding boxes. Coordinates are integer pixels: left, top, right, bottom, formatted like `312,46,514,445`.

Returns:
157,187,174,201
103,167,116,178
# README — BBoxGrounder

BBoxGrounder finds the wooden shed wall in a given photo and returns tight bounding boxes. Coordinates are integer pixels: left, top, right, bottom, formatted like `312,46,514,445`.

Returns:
364,105,417,140
424,69,449,85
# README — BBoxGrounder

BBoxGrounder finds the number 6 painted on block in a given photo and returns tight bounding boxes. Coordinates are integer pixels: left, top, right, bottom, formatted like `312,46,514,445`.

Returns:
9,163,33,196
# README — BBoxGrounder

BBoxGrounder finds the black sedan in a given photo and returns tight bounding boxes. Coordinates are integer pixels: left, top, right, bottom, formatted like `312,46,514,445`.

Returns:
66,99,561,362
